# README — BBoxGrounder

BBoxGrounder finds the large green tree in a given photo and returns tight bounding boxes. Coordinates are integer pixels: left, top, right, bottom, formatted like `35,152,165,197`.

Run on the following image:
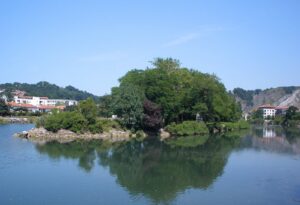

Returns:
111,85,144,130
115,58,241,125
108,58,242,129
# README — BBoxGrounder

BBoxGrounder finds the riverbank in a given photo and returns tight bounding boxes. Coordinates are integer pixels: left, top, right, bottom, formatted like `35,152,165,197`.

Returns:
15,127,145,144
0,116,34,124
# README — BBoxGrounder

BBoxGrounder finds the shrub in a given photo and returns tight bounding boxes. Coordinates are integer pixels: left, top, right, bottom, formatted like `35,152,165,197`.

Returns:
63,112,87,133
44,111,87,133
166,121,209,136
237,120,250,129
97,119,122,132
88,120,103,134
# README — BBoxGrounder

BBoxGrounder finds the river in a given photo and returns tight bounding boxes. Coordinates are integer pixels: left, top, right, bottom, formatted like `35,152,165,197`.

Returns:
0,124,300,205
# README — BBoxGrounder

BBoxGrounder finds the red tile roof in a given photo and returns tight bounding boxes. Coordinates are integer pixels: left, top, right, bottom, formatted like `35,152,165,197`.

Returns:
258,104,276,109
257,104,289,110
8,102,36,108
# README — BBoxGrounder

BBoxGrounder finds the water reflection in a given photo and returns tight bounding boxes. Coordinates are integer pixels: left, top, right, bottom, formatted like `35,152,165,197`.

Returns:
244,126,300,155
35,127,300,203
36,136,241,203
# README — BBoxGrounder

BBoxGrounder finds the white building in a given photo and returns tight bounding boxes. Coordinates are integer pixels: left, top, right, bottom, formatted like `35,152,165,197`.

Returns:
258,104,288,119
13,96,78,107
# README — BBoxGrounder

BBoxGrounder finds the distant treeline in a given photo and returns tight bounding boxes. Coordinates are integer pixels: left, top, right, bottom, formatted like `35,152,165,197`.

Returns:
0,81,99,101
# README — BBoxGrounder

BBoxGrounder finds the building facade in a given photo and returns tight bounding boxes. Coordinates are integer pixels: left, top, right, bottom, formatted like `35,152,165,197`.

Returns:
13,96,77,107
258,104,288,119
8,95,78,112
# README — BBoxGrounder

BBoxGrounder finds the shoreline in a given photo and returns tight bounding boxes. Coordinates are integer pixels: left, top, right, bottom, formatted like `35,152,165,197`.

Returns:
15,127,144,144
0,116,33,124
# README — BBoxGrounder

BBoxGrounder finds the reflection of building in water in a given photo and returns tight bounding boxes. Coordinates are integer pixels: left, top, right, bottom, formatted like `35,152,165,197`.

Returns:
262,126,286,138
247,126,300,155
263,127,276,138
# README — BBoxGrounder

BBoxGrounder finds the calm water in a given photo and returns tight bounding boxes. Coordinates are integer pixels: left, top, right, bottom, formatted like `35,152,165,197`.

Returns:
1,124,300,205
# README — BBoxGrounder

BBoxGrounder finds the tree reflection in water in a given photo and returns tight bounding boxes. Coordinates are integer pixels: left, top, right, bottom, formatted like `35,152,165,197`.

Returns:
35,135,242,203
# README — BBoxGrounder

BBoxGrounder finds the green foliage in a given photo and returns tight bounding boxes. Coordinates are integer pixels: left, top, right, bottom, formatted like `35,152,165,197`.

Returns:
220,121,249,131
283,106,300,127
98,95,113,118
251,109,263,120
111,85,144,130
166,121,209,136
233,88,258,106
96,118,122,132
273,115,284,125
0,81,98,101
88,120,103,134
39,97,121,134
44,111,87,133
111,58,242,129
237,120,250,129
0,99,9,116
77,98,97,124
285,106,299,120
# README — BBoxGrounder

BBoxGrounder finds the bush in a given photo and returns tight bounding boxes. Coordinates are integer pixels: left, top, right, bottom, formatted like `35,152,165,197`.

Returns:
166,121,209,136
97,119,122,132
88,120,103,134
44,112,87,133
237,120,250,129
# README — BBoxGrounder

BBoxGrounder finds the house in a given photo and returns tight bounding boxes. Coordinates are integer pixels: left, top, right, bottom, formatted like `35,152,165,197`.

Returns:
8,102,65,113
8,95,77,113
13,95,77,107
257,104,288,119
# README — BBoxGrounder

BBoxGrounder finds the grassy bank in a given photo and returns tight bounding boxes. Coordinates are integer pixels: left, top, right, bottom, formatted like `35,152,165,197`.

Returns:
166,121,209,136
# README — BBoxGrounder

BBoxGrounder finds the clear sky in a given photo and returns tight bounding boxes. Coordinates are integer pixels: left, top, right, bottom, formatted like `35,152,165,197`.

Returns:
1,0,299,95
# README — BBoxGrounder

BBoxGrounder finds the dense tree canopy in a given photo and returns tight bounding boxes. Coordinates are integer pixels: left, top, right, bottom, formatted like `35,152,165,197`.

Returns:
111,85,144,130
110,58,241,129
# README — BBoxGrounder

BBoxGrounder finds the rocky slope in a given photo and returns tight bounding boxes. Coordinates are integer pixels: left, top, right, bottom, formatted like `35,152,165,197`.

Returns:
233,86,300,113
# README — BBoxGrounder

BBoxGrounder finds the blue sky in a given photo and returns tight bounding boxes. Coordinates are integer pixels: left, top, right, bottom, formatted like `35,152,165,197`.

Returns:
1,0,299,95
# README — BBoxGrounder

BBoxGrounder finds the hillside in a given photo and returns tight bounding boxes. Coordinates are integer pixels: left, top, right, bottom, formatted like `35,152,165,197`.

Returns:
233,86,300,113
0,81,99,101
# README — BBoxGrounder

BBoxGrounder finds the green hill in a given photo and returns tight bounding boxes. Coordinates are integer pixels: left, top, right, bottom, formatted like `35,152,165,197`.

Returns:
0,81,99,101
